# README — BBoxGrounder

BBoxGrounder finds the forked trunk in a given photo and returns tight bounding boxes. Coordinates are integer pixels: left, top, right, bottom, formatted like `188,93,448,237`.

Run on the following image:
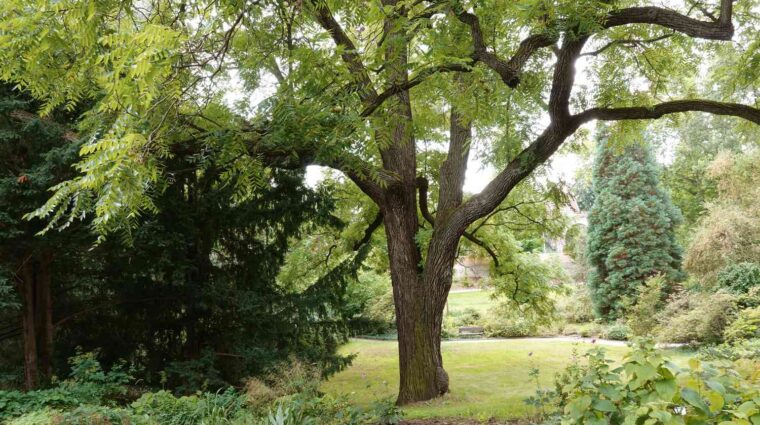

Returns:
384,193,456,404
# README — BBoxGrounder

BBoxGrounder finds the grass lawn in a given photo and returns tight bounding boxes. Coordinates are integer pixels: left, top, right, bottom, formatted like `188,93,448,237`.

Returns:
446,290,495,316
322,339,694,420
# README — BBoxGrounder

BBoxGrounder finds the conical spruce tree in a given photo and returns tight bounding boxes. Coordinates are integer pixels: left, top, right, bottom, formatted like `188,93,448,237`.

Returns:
587,133,685,320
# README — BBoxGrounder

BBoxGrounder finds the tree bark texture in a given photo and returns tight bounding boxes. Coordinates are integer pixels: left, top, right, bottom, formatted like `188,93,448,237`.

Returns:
16,252,55,390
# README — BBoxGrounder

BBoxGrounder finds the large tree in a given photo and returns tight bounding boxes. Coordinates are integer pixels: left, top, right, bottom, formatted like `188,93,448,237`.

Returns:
586,132,684,320
3,0,760,403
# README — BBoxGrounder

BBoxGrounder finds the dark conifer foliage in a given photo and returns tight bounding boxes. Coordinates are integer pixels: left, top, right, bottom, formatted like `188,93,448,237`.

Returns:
0,86,357,392
587,134,685,320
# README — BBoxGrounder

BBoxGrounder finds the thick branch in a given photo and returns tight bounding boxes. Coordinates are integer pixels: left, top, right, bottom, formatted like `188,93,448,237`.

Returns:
436,104,471,222
548,37,588,121
452,8,555,88
605,0,734,40
418,176,499,266
416,176,436,226
575,100,760,126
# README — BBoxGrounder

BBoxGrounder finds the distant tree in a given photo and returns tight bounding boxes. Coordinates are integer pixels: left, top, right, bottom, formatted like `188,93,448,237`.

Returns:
587,132,684,320
658,114,758,239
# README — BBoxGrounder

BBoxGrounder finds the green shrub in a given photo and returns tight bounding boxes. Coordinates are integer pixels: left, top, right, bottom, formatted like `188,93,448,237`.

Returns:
699,338,760,362
441,316,459,339
624,275,666,337
482,309,539,338
557,284,595,324
738,286,760,309
549,340,760,424
59,404,140,424
717,262,760,294
449,308,482,327
724,306,760,343
130,388,248,425
602,323,630,341
577,323,603,338
6,409,61,425
655,290,737,344
258,392,401,425
0,352,130,421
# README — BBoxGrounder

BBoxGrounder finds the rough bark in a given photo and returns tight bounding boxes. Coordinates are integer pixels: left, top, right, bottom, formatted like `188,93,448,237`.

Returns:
35,251,54,383
19,260,39,390
16,252,56,390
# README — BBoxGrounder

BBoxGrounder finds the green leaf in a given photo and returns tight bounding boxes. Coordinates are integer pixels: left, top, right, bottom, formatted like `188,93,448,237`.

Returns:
706,390,724,413
654,379,677,401
688,358,701,371
681,388,710,415
593,398,618,412
566,395,593,420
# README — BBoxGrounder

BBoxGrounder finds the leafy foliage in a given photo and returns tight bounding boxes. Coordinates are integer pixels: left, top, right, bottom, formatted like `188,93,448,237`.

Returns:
624,275,667,338
717,262,760,295
685,152,760,284
551,340,760,425
724,307,760,343
655,291,738,345
0,352,130,421
2,353,401,424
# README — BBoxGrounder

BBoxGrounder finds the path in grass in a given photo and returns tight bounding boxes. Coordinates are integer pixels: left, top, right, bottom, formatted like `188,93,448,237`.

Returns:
322,339,693,420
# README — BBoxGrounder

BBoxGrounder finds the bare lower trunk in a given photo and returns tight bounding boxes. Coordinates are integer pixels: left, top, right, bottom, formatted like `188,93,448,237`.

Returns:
395,294,447,404
35,252,54,382
20,260,39,390
18,253,55,390
384,191,454,404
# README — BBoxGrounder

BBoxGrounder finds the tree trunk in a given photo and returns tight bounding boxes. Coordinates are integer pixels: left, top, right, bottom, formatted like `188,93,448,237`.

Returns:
383,181,454,403
19,259,39,390
17,252,55,390
35,252,54,383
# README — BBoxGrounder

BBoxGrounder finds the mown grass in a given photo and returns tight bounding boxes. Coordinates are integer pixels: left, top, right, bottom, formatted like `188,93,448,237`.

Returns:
322,339,694,420
446,290,495,316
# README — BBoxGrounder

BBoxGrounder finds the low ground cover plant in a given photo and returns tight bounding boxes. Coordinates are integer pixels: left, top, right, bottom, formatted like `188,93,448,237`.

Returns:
527,340,760,425
0,354,402,425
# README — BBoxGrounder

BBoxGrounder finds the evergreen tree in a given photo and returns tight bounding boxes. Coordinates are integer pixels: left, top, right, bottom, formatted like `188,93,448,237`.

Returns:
0,85,91,389
587,133,685,320
0,85,359,391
